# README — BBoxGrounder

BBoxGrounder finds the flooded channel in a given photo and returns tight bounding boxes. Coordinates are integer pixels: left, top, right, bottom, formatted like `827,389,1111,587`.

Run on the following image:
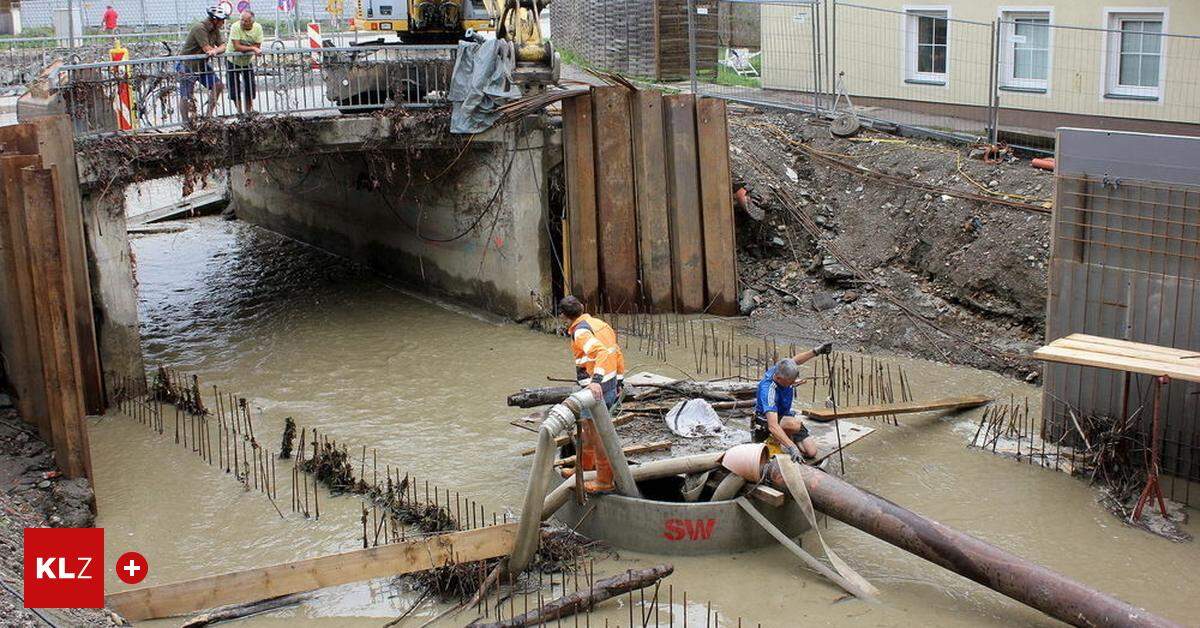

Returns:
90,217,1199,626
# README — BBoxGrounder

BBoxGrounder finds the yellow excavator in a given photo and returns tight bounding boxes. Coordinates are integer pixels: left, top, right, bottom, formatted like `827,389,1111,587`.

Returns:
327,0,555,109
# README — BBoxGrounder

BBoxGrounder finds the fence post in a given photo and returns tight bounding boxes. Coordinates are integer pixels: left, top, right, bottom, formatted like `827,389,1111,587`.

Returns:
66,0,77,48
988,20,1000,145
809,0,821,112
687,0,698,95
830,0,837,110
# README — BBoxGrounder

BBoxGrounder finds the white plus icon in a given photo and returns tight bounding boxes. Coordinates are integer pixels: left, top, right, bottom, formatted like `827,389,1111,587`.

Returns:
123,560,141,578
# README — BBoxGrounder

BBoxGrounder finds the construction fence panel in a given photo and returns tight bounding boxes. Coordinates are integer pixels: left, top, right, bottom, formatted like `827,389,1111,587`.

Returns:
995,21,1200,138
829,2,995,140
692,0,822,111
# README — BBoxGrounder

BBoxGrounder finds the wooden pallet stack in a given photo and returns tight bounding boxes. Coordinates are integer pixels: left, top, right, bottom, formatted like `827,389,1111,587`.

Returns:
562,89,738,315
0,116,103,480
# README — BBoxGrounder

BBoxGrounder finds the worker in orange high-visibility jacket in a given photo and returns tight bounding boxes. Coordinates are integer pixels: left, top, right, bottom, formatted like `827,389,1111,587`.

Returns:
559,295,626,493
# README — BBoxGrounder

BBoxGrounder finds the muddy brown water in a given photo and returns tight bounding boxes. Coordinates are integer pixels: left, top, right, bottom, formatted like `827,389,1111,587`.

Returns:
89,217,1198,626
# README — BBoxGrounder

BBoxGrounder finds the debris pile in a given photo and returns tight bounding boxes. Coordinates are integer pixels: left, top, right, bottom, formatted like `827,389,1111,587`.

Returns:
728,109,1051,377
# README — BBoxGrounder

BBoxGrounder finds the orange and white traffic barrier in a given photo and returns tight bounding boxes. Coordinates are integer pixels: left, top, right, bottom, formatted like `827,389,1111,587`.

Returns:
109,40,136,131
307,22,321,69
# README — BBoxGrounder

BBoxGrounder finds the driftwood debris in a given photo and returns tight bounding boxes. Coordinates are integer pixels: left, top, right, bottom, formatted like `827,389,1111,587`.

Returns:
506,380,757,408
470,564,674,627
180,593,308,627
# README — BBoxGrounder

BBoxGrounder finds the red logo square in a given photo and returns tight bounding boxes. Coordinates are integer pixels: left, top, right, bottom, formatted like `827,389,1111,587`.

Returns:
23,528,104,609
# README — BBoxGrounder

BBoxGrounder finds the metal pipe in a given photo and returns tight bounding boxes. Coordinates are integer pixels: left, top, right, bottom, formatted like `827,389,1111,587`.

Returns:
506,391,585,573
783,465,1180,628
585,390,640,499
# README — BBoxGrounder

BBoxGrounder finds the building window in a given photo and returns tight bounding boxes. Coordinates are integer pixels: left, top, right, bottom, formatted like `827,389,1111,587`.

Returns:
1106,12,1165,100
1000,11,1050,91
905,8,948,84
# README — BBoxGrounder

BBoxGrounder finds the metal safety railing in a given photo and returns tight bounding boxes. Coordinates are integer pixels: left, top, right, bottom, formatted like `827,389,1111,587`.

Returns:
54,44,457,136
675,0,1200,146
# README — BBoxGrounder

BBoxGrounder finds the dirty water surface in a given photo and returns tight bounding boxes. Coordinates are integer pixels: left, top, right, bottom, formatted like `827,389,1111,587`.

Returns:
89,217,1199,626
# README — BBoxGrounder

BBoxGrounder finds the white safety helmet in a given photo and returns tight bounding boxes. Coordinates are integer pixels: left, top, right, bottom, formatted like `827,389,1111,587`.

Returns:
207,5,230,20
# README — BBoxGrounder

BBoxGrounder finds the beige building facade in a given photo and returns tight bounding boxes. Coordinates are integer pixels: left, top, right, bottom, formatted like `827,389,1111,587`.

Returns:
759,0,1199,133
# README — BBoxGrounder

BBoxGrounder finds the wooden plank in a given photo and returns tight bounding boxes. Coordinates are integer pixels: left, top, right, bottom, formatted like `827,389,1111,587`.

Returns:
555,440,672,467
805,395,992,421
31,116,105,414
107,523,519,621
21,165,93,480
562,95,600,308
694,98,738,316
1053,337,1200,366
1065,333,1200,360
0,155,50,438
1033,345,1200,383
630,89,673,311
749,485,785,508
663,94,705,312
591,86,638,312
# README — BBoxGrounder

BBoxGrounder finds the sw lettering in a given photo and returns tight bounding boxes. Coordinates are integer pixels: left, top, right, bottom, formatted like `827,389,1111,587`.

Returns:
34,557,94,580
662,518,716,541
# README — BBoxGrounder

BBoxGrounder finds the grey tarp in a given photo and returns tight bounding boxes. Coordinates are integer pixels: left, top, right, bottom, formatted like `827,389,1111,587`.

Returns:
449,39,520,134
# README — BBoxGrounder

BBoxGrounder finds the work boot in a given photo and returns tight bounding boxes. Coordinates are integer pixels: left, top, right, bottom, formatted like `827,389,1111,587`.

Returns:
578,420,598,471
581,420,614,493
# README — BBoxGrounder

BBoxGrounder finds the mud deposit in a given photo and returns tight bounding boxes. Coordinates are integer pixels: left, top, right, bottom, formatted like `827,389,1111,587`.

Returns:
84,217,1198,626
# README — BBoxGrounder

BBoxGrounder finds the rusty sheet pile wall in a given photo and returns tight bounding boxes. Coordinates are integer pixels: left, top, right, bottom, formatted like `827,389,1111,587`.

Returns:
563,89,737,315
0,116,101,480
1045,128,1200,505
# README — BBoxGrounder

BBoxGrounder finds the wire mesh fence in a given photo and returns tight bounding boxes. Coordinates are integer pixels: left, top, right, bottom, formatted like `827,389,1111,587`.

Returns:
8,0,344,35
599,0,1200,145
56,44,455,135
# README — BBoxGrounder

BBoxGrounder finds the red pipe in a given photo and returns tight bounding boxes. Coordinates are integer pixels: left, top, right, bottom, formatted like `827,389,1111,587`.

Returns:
1032,157,1055,171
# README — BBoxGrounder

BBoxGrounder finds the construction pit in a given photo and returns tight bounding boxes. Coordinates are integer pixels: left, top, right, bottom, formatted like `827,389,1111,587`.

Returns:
1,72,1199,627
47,214,1188,627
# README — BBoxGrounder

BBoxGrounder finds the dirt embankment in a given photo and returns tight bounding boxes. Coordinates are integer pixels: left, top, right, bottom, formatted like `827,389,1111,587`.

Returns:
0,395,123,627
729,110,1053,378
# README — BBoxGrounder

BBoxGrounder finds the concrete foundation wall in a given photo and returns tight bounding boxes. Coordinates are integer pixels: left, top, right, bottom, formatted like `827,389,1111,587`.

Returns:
230,125,555,320
80,190,144,386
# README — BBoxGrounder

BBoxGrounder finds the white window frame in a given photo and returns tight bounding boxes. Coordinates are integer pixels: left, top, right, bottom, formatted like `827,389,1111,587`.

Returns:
998,7,1053,93
902,6,950,86
1101,8,1168,101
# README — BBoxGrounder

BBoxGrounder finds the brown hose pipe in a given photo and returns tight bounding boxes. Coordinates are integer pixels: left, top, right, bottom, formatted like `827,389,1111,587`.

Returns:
774,465,1180,628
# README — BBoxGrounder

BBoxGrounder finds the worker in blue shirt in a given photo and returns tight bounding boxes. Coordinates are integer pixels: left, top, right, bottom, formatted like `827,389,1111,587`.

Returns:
754,342,833,462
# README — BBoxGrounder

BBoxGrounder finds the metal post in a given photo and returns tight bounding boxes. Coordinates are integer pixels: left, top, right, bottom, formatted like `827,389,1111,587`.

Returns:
687,0,698,95
809,1,822,113
828,0,837,111
987,20,1000,145
67,0,77,48
140,0,148,32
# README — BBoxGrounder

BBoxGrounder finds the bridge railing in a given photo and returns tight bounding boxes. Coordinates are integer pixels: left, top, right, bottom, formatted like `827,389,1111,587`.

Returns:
53,44,458,136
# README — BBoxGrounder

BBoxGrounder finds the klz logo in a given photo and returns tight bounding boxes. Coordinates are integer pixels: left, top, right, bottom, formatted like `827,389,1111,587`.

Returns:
662,518,716,541
23,528,104,608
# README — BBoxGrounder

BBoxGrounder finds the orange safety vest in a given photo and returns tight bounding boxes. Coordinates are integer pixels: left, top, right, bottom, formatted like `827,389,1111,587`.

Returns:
568,314,625,388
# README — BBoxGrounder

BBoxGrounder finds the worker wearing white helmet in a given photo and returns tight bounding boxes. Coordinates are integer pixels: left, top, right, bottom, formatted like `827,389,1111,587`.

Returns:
178,6,229,122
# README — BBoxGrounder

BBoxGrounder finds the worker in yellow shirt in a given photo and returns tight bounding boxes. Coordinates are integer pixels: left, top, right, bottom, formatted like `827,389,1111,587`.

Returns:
559,295,625,493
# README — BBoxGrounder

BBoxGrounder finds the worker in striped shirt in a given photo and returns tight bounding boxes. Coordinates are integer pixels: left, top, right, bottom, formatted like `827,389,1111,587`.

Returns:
559,295,625,493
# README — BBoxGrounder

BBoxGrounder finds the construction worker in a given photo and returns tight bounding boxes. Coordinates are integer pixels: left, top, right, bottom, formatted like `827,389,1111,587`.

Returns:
559,295,625,493
753,343,833,463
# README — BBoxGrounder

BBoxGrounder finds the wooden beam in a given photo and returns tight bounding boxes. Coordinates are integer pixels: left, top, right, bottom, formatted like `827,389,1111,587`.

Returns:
21,165,93,479
555,440,672,467
630,89,673,311
31,116,105,414
695,98,738,316
562,95,600,308
1033,345,1200,383
106,523,519,622
805,395,992,421
0,154,50,437
663,94,705,312
750,485,785,508
591,86,638,312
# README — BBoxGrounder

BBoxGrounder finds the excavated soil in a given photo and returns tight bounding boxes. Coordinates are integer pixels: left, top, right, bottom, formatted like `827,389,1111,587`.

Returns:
729,109,1053,379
